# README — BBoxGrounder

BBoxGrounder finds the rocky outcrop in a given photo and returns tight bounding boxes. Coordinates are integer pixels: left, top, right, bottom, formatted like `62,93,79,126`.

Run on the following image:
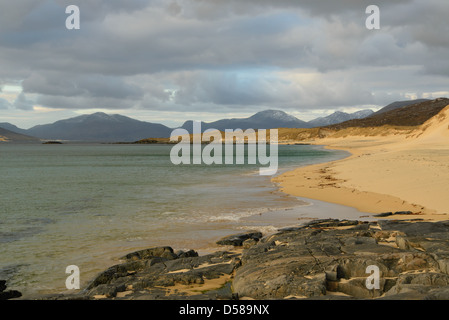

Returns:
374,211,413,217
42,218,449,300
0,280,22,300
216,231,263,247
74,248,241,300
232,219,449,300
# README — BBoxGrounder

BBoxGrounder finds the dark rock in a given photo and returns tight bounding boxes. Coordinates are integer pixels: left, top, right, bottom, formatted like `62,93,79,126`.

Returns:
378,220,449,236
78,249,242,299
216,231,263,246
88,283,126,298
233,219,449,300
86,259,154,290
0,290,22,300
376,211,414,217
302,218,362,229
375,212,393,217
394,211,413,215
242,238,258,249
176,249,199,258
425,287,449,300
120,246,178,261
0,280,22,300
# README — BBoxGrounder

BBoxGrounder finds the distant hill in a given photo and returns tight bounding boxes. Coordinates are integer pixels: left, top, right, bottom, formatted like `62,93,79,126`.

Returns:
372,99,429,116
327,98,449,129
0,122,29,135
25,112,173,142
0,127,40,142
180,110,312,133
308,109,374,127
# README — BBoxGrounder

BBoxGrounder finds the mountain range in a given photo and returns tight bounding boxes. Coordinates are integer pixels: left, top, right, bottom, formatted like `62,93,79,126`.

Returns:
0,98,438,142
308,109,374,127
180,110,312,133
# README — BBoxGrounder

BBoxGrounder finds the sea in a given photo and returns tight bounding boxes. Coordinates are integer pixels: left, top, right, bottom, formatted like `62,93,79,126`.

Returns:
0,142,362,298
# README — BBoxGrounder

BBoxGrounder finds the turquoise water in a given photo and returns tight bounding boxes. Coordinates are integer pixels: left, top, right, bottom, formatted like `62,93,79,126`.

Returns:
0,143,348,297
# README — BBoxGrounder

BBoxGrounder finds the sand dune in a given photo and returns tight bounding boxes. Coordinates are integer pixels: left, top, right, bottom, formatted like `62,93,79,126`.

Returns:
274,103,449,221
409,104,449,145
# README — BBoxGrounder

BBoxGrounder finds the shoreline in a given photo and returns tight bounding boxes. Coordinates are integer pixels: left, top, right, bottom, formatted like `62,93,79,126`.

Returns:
33,217,449,301
273,135,449,222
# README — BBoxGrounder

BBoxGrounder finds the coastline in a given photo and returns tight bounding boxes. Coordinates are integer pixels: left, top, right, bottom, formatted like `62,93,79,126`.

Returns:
35,217,449,301
273,134,449,222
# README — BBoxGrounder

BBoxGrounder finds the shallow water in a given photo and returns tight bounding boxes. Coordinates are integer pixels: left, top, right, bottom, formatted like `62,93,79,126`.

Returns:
0,143,349,297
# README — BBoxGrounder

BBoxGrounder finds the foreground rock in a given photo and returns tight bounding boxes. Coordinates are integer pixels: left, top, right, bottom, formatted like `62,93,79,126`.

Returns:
44,247,241,300
216,231,263,247
233,219,449,299
0,280,22,300
43,218,449,300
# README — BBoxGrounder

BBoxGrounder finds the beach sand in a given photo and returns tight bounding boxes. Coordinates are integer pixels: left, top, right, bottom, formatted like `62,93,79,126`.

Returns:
273,105,449,222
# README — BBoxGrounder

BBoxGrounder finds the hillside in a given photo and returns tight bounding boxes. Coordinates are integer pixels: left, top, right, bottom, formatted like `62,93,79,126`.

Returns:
372,99,429,116
276,98,449,142
0,127,40,142
0,122,29,135
26,112,173,142
180,110,311,133
326,98,449,130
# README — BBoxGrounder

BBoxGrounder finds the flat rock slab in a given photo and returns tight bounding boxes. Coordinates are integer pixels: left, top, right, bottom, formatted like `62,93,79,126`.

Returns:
81,248,241,300
233,219,449,299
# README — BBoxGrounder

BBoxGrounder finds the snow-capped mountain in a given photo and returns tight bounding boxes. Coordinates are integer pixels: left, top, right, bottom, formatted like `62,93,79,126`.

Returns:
180,110,312,133
308,109,374,127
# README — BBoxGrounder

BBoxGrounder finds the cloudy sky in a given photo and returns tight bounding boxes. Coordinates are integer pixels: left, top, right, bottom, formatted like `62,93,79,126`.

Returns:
0,0,448,128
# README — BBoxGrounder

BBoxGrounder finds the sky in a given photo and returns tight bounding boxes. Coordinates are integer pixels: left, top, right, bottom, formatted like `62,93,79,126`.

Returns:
0,0,448,129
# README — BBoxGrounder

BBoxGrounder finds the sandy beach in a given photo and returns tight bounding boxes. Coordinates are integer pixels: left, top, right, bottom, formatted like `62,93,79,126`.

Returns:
274,105,449,222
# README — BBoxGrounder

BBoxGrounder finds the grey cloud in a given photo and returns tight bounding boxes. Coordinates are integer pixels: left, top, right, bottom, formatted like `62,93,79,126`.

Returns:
36,94,136,110
0,98,12,110
13,93,34,111
22,72,144,100
172,71,287,106
1,1,447,75
136,69,380,111
0,0,150,31
180,0,413,20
